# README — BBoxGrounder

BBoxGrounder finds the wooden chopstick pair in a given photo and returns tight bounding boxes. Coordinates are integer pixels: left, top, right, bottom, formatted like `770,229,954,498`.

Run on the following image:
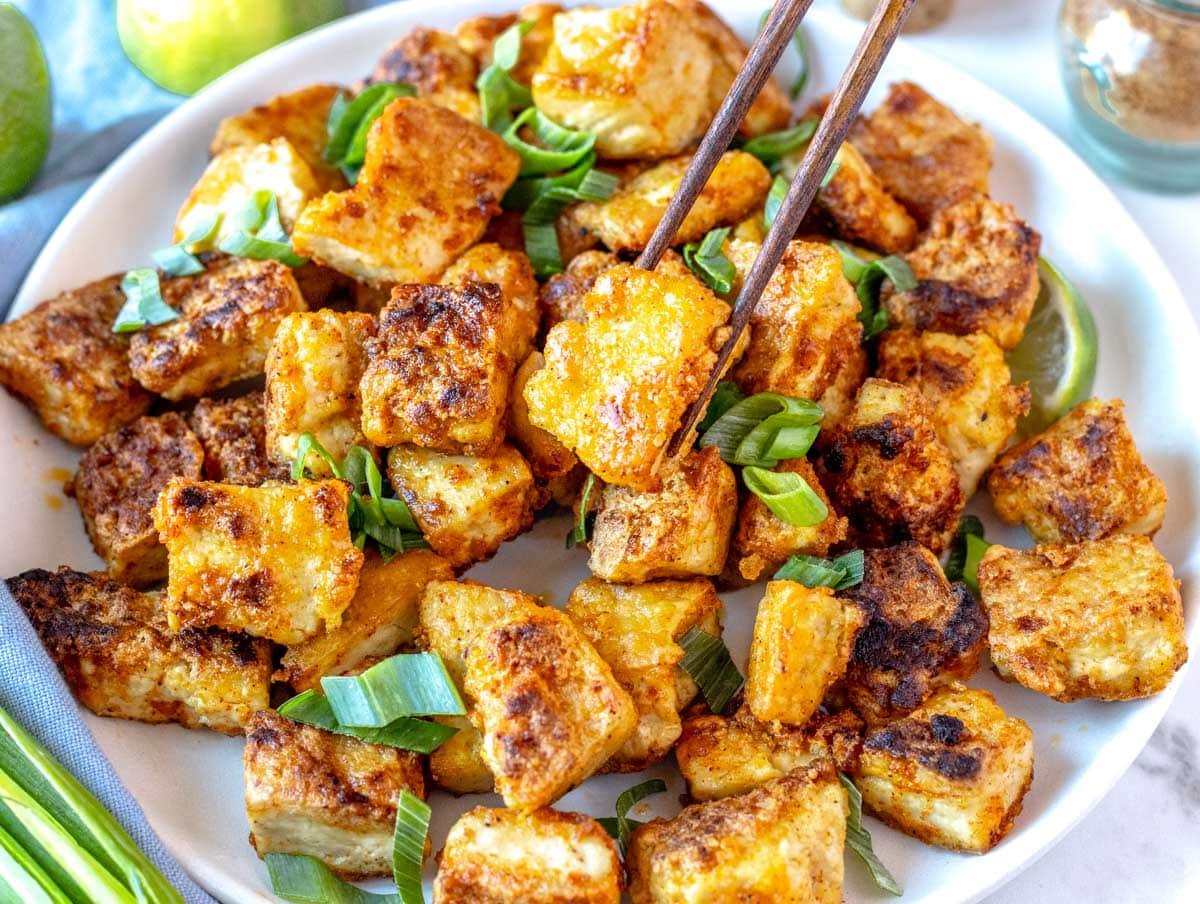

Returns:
643,0,918,456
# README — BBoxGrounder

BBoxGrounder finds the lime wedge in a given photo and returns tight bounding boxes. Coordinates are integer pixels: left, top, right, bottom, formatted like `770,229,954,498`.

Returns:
1007,258,1098,435
0,3,51,202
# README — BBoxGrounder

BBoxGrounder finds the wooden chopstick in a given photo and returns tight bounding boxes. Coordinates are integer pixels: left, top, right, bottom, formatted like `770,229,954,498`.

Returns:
665,0,919,456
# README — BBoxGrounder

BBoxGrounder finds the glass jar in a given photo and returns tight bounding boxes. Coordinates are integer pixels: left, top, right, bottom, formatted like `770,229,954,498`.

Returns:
1058,0,1200,192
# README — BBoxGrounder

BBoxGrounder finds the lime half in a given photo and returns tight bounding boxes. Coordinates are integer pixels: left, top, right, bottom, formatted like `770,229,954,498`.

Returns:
0,3,51,201
1008,258,1098,435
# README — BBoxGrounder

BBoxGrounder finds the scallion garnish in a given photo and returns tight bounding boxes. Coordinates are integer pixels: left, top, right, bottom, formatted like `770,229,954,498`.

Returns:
832,241,917,341
565,473,598,549
944,515,990,595
502,108,596,177
790,25,810,98
324,82,416,183
391,792,431,904
321,652,466,728
216,190,308,267
678,627,744,716
821,159,842,187
476,21,534,132
111,268,180,334
598,779,667,855
682,227,736,295
774,550,865,590
277,691,456,754
740,119,817,167
152,210,221,277
840,773,903,895
697,381,745,434
743,466,828,527
522,221,565,277
763,174,788,229
698,392,823,468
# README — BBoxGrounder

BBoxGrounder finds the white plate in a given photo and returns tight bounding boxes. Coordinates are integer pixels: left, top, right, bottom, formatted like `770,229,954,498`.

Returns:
6,1,1199,902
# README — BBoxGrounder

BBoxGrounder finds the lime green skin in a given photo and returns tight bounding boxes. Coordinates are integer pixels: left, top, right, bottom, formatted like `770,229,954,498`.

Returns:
117,0,345,96
0,3,52,202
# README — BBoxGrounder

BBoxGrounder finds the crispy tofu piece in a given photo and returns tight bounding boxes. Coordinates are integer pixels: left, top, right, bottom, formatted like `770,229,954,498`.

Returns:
9,568,270,734
746,582,866,726
430,715,494,795
440,243,540,363
813,378,964,553
509,352,578,482
292,98,519,284
188,392,289,486
244,710,425,879
589,447,737,583
978,536,1186,701
987,398,1168,543
524,264,730,490
264,310,375,473
128,257,306,401
277,549,454,691
0,275,152,445
851,81,993,226
877,329,1030,497
565,578,723,771
153,478,363,644
455,3,562,86
627,767,847,904
387,443,538,569
73,412,205,588
885,195,1041,350
365,27,481,121
853,685,1033,852
537,249,617,329
435,806,622,904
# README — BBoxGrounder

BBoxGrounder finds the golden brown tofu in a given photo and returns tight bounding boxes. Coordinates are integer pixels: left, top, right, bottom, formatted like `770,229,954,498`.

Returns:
9,568,270,734
509,352,578,482
454,4,562,87
430,715,494,795
440,243,540,363
884,195,1041,350
153,478,363,644
434,806,622,904
264,310,375,473
536,249,617,330
627,767,846,904
292,98,519,284
851,81,993,226
565,578,723,771
244,710,425,880
853,685,1034,853
524,264,730,491
840,543,988,724
978,536,1186,701
73,412,205,588
189,392,289,486
0,275,152,445
877,329,1030,497
365,27,480,121
987,398,1168,543
128,257,307,401
813,378,964,553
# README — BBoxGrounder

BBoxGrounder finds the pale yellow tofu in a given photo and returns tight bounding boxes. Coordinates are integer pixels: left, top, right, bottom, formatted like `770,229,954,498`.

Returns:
189,392,289,486
429,715,494,795
454,4,562,87
509,352,578,482
440,242,540,363
365,27,481,121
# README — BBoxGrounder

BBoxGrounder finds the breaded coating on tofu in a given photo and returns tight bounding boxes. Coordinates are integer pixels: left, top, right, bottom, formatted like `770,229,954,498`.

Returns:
455,3,562,87
277,549,454,691
531,0,715,159
361,283,515,453
440,243,540,363
851,81,993,226
189,393,288,486
987,398,1168,543
746,582,866,726
565,578,723,771
292,98,520,285
387,443,538,569
128,257,307,401
9,568,270,734
73,413,205,588
0,275,152,445
840,543,988,724
627,767,847,904
853,685,1034,853
885,195,1041,350
430,715,494,795
877,329,1030,497
244,710,425,880
509,352,578,482
978,536,1186,702
434,806,622,904
537,249,617,329
524,264,730,491
265,310,375,473
365,28,481,121
153,478,363,644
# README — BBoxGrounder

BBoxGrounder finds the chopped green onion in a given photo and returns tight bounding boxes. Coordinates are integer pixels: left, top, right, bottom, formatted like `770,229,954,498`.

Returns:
111,268,180,334
698,392,823,468
790,25,810,99
291,433,343,480
698,381,745,435
682,227,736,295
962,534,990,596
477,21,535,132
832,241,916,341
840,773,903,895
763,174,788,229
774,550,865,590
217,191,308,267
391,791,430,904
565,473,598,549
599,779,667,854
740,119,817,166
743,465,828,526
267,853,393,903
523,220,564,277
324,83,416,182
152,210,221,276
945,515,991,595
278,691,455,754
502,108,595,176
678,627,744,716
736,420,819,467
321,652,466,728
820,159,842,188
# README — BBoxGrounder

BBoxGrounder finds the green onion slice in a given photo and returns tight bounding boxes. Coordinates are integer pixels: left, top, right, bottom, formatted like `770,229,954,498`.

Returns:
682,226,735,295
774,549,865,590
565,473,598,549
324,82,416,180
502,108,596,177
678,627,744,716
599,779,667,854
740,119,817,165
832,241,916,341
291,433,343,480
523,220,564,277
217,191,308,267
763,174,788,229
945,515,991,595
698,392,823,468
321,652,466,728
820,159,842,188
152,210,221,276
742,466,828,527
392,791,430,904
477,21,535,132
840,773,903,895
790,25,810,98
0,822,72,904
111,268,180,334
278,691,455,754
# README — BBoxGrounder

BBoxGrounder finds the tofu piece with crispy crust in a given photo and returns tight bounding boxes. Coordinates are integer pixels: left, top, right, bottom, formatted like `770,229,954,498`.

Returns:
244,710,426,880
455,4,562,87
0,275,152,445
364,28,481,121
188,392,289,486
537,249,617,329
509,352,578,482
9,568,270,734
434,806,622,904
439,243,540,363
852,685,1034,853
987,398,1167,544
153,478,363,644
430,715,494,795
978,536,1186,701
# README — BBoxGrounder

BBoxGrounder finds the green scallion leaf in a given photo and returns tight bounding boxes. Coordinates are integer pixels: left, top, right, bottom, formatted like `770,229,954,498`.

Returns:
566,473,598,549
698,392,823,468
523,220,564,277
217,191,308,267
392,791,430,904
111,268,180,334
774,549,865,590
698,381,745,435
502,107,595,177
0,823,71,904
266,853,394,903
603,779,667,854
291,433,343,480
821,159,841,188
324,83,416,183
763,174,788,229
321,652,466,728
678,627,744,716
946,515,991,595
278,691,455,754
832,241,916,341
740,119,817,166
840,773,903,895
790,25,810,99
681,227,736,295
742,466,828,526
477,21,535,132
152,210,221,276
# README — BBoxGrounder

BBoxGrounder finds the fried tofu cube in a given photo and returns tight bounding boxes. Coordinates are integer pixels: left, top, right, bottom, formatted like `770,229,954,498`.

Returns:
0,275,152,445
565,578,723,771
877,329,1030,497
440,242,540,363
264,310,375,473
293,98,520,284
9,568,270,734
153,478,363,644
73,412,205,587
627,768,847,904
429,715,494,795
244,710,426,879
853,685,1034,852
365,28,481,121
524,263,730,490
455,4,562,86
988,398,1168,543
509,352,578,482
537,249,617,329
978,535,1186,701
435,806,622,904
813,378,964,553
188,392,288,486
